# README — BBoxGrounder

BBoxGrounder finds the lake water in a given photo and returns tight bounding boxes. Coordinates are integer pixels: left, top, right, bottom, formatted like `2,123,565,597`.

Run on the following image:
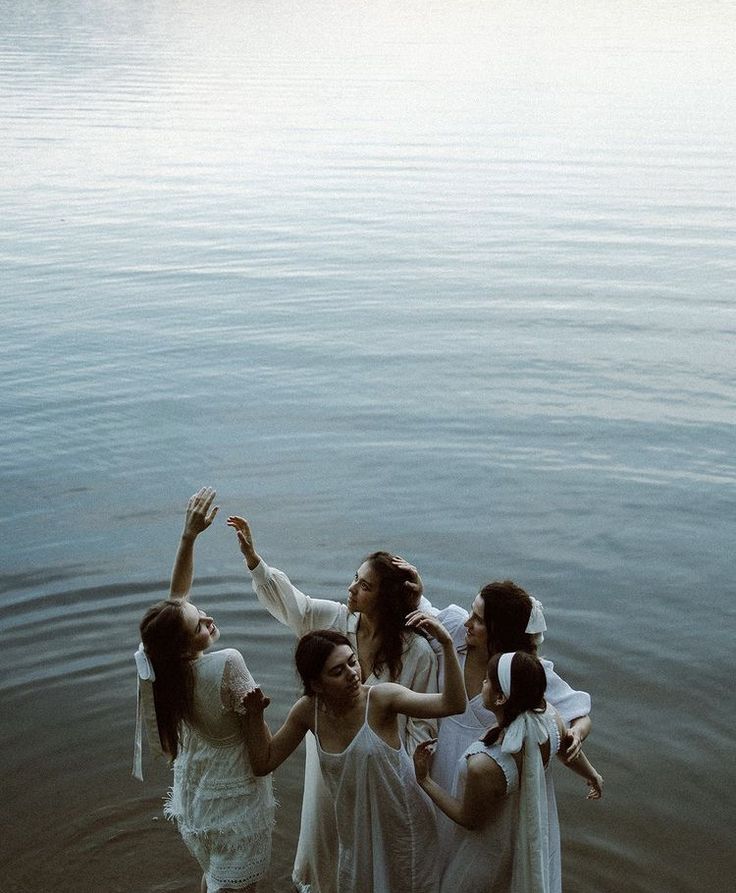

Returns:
1,1,734,890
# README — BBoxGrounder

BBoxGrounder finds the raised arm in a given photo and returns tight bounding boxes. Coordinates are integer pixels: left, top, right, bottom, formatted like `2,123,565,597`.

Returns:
242,689,311,776
169,487,219,599
228,514,341,635
414,743,506,829
381,612,465,719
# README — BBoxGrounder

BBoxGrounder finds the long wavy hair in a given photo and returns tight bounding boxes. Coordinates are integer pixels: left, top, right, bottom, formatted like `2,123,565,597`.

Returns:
139,600,196,760
361,551,423,681
479,580,537,658
295,629,353,696
482,651,547,746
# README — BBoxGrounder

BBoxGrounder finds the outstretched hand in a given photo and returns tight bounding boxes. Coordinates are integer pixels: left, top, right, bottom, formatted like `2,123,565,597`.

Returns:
586,773,604,800
392,556,424,603
242,687,271,716
183,487,219,539
413,738,437,782
227,515,261,569
405,610,451,645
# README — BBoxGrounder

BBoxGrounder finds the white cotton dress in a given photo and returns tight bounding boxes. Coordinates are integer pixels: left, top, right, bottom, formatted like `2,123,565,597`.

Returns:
423,602,591,883
315,687,440,893
163,648,276,892
248,560,438,893
440,704,561,893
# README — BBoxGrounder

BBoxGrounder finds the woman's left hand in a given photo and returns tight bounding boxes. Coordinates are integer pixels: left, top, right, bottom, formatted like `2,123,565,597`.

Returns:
183,487,219,539
241,687,271,716
405,610,451,645
562,727,584,763
413,738,437,782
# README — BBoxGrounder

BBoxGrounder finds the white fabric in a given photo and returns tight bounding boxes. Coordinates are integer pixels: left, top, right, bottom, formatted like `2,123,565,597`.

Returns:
525,596,547,645
248,560,438,893
439,704,561,893
132,644,163,781
425,602,589,884
315,688,440,893
497,651,514,697
501,707,553,893
161,649,275,892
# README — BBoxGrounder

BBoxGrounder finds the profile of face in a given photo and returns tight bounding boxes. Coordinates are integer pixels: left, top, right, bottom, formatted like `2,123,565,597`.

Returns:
464,593,488,651
313,643,362,701
180,601,219,654
347,561,382,615
481,671,504,711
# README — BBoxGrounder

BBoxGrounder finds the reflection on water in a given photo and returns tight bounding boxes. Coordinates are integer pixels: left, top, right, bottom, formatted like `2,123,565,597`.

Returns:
1,1,735,890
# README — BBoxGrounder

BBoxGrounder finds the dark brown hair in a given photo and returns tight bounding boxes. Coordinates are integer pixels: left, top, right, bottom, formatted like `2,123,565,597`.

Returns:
295,629,353,696
361,551,423,681
139,600,196,759
482,651,547,746
479,580,537,658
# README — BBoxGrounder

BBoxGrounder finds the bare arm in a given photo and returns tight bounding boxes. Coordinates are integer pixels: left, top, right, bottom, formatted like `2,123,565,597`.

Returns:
169,487,219,599
242,689,310,776
382,612,465,718
414,742,506,829
555,713,603,798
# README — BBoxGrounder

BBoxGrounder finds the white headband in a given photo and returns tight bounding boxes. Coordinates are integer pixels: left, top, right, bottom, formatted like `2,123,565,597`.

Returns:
525,596,546,645
497,651,515,698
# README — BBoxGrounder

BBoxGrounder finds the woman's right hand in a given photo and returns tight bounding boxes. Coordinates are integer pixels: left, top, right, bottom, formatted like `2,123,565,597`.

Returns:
413,738,436,782
405,610,451,646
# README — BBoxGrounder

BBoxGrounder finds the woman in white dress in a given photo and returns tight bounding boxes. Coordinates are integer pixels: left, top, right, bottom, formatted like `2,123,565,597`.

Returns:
413,651,603,893
134,489,275,893
242,614,465,893
397,567,592,881
226,515,438,893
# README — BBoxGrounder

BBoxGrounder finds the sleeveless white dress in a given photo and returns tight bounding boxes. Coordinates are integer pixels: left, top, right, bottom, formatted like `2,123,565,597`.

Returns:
314,688,440,893
440,704,561,893
163,649,275,892
248,560,438,893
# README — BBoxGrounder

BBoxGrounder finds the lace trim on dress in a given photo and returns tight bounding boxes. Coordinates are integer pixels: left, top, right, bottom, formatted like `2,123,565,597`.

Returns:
465,739,515,794
220,650,257,715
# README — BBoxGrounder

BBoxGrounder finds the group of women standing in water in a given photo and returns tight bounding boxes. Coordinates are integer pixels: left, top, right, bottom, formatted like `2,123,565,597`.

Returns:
134,488,603,893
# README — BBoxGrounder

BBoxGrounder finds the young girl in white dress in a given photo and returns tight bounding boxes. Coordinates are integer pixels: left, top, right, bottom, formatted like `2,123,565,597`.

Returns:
227,514,438,893
133,489,275,893
413,651,603,893
242,614,465,893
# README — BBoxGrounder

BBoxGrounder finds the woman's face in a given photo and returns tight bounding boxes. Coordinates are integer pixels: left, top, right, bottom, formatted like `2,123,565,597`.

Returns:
464,594,488,651
315,644,362,700
180,601,219,654
481,671,501,710
347,561,381,615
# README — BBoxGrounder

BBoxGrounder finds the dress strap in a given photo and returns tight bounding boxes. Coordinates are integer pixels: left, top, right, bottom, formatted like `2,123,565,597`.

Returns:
364,685,372,722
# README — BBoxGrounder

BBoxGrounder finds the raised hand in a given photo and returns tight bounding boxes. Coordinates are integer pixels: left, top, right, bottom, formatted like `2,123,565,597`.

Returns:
413,738,437,782
226,515,261,570
392,556,424,601
405,610,451,646
183,487,219,540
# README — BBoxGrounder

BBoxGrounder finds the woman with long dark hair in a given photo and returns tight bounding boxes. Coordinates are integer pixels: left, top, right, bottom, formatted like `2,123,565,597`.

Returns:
413,651,602,893
226,514,437,893
243,616,465,893
134,489,274,893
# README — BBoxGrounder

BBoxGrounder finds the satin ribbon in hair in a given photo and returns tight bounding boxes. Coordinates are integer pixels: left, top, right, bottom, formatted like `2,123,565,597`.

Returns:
524,596,546,645
132,643,163,780
497,651,552,893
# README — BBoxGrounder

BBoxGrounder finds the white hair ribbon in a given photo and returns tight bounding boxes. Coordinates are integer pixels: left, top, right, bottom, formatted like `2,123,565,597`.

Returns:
132,644,161,780
525,596,546,645
497,651,515,698
498,656,552,893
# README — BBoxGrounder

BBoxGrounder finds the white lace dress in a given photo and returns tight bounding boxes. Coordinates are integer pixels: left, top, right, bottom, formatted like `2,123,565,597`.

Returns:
248,560,438,893
164,648,275,892
440,704,561,893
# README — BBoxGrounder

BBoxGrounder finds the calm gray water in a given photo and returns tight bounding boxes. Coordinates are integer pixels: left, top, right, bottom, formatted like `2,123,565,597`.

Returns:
1,1,735,890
